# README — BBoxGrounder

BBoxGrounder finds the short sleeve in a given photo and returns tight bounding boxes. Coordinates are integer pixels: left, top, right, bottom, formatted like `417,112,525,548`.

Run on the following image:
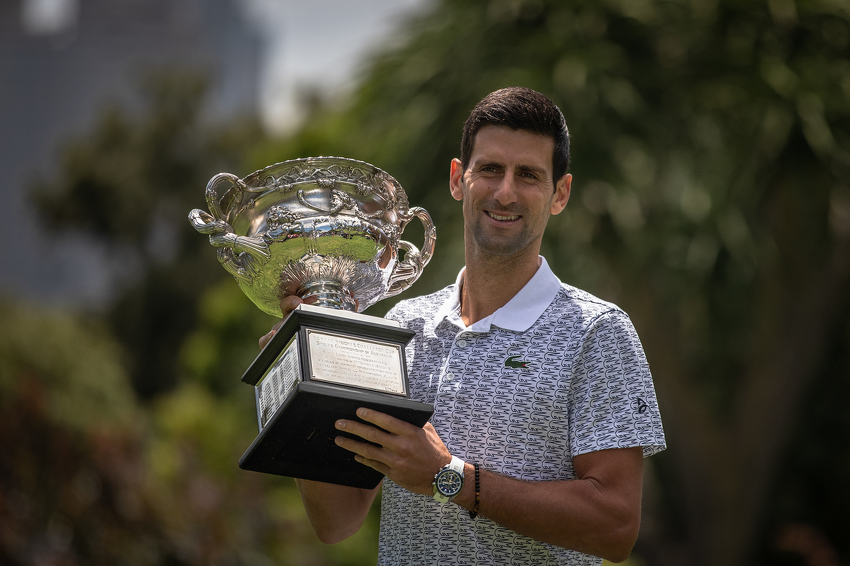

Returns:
569,311,666,458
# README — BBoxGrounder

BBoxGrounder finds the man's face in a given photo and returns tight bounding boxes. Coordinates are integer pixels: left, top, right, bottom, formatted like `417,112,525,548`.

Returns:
450,125,571,261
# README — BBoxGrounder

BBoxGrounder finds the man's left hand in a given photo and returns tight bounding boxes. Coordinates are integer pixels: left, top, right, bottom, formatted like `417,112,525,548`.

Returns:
334,408,449,496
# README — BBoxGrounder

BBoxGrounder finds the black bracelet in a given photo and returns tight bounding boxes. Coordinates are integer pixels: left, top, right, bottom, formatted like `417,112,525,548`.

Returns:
469,463,480,519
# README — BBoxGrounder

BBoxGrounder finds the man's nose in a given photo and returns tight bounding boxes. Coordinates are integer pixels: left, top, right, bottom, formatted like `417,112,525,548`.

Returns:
493,174,518,205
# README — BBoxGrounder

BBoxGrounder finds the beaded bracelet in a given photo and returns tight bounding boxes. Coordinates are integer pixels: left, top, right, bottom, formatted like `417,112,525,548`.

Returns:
469,463,480,519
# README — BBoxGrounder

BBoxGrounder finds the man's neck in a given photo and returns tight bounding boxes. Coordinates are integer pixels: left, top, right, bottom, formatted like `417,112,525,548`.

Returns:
459,253,541,327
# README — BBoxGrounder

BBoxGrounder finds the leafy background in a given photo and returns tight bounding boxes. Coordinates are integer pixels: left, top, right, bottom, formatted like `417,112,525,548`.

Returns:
2,0,849,564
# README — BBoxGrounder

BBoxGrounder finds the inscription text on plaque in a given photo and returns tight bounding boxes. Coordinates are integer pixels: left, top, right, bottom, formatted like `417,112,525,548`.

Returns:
307,330,406,396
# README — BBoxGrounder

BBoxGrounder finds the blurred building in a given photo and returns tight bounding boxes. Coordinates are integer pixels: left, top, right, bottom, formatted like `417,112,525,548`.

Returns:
0,0,261,306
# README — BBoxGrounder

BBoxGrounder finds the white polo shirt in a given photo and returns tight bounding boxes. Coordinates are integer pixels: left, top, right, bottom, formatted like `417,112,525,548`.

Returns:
379,257,666,566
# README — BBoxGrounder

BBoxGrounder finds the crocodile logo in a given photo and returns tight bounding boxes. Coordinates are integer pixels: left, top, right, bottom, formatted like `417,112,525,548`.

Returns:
504,355,530,369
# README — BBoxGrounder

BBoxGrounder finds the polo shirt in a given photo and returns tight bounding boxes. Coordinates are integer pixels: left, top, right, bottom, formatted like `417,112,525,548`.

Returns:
378,257,666,566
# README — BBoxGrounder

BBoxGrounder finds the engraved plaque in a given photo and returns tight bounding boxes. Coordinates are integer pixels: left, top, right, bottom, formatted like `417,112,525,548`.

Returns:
307,331,405,395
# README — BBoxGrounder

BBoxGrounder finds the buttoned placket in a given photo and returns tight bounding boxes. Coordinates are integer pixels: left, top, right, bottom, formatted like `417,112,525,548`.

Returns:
440,329,478,388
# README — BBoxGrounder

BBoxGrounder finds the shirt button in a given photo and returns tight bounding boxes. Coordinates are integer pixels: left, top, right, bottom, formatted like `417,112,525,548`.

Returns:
456,339,467,348
445,372,454,381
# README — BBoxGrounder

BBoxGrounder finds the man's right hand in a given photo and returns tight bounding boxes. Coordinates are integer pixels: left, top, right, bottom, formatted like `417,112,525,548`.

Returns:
258,295,304,349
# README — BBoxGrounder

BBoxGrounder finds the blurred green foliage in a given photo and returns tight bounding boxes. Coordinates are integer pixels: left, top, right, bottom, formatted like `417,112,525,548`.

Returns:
0,300,136,432
4,0,850,564
0,294,380,564
30,70,269,400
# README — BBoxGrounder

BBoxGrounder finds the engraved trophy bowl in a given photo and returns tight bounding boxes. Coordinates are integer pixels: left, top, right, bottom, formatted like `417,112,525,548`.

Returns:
188,156,436,317
188,157,436,489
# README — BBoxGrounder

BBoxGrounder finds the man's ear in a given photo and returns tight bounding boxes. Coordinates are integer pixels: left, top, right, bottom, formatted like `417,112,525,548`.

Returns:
450,158,464,201
550,173,572,215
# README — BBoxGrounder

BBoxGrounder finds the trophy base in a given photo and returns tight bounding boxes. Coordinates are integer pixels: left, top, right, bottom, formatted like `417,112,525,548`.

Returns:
238,380,432,488
238,304,434,489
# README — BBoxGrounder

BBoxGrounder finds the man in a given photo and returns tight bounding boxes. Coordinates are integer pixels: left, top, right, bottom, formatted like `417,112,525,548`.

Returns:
260,87,666,565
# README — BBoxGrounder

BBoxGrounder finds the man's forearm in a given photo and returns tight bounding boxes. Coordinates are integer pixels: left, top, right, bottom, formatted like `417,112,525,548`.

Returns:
452,447,644,563
295,479,380,544
329,410,645,561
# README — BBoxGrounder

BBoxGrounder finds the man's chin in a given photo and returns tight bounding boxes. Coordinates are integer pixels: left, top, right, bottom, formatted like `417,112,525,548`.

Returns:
471,237,532,259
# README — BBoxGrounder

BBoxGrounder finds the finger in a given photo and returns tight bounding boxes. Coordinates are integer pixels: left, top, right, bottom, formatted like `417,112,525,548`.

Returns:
352,454,389,475
280,295,303,316
335,418,393,447
258,297,303,350
335,435,391,471
353,407,416,436
258,329,275,349
258,319,284,350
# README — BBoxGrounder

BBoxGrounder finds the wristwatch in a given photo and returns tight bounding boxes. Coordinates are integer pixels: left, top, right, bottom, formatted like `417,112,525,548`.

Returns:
432,456,465,503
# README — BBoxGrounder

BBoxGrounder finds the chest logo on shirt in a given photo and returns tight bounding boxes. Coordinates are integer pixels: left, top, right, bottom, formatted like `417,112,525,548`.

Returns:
504,355,530,369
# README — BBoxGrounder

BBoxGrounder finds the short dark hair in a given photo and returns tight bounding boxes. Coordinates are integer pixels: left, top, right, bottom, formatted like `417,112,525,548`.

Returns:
460,87,570,186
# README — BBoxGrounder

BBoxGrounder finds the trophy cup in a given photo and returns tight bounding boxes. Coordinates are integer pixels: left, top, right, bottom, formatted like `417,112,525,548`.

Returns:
189,157,436,488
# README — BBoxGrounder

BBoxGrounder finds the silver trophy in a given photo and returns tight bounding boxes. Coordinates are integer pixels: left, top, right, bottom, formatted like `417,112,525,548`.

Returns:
189,157,436,488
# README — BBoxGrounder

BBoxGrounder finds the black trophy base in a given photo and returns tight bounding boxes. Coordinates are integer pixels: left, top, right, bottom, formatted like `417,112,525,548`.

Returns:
238,380,433,489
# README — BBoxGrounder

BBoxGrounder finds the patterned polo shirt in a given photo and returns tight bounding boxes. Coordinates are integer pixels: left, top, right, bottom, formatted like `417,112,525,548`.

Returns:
377,257,666,566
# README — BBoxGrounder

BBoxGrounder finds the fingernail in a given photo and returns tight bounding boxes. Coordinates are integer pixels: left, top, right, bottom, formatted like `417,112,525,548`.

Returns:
336,420,345,429
335,437,344,446
356,408,367,417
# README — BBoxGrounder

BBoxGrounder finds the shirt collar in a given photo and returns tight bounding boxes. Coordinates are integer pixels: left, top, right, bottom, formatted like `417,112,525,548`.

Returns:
431,256,561,334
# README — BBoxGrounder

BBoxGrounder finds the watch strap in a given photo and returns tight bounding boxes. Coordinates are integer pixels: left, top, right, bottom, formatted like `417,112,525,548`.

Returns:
446,455,464,475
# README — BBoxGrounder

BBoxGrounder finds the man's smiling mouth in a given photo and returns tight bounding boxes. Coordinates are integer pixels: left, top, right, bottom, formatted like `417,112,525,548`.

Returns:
486,211,521,221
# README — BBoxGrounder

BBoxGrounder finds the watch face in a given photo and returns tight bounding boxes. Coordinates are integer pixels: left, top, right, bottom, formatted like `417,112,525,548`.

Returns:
435,469,463,497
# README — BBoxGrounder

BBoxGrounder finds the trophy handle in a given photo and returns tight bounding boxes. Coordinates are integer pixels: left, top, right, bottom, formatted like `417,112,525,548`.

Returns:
205,173,247,220
385,207,436,298
189,172,271,284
